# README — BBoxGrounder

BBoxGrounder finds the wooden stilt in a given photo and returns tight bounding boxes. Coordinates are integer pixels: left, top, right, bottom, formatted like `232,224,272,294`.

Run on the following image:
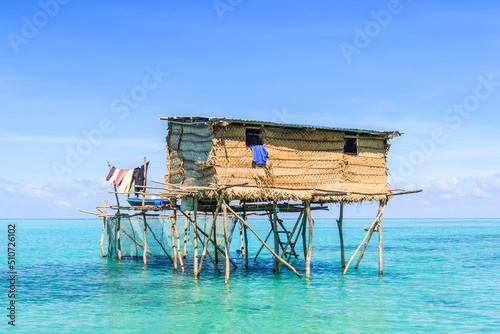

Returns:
100,199,107,257
338,201,345,269
173,211,185,273
178,208,238,269
223,203,230,284
272,202,280,273
243,204,249,269
199,196,223,275
214,213,219,265
302,202,307,259
142,157,147,207
239,218,245,258
378,207,384,276
171,216,178,272
343,200,387,275
117,217,122,261
142,214,148,265
305,200,314,279
182,216,189,260
193,196,199,277
225,203,303,278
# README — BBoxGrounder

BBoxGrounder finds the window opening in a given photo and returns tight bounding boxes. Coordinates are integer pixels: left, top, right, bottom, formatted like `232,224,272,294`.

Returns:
344,137,357,154
246,128,263,146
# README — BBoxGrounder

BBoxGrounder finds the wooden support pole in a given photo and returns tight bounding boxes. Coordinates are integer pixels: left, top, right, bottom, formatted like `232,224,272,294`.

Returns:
193,196,199,277
272,202,280,273
225,202,303,278
213,213,219,265
171,216,178,272
239,218,245,258
343,200,387,275
142,214,148,265
117,217,122,261
378,207,384,276
182,216,189,260
142,156,147,207
199,196,223,274
223,202,230,284
173,211,185,273
354,221,378,269
100,199,107,257
253,229,273,261
305,200,314,279
302,203,307,259
337,201,345,269
243,204,249,269
178,207,237,269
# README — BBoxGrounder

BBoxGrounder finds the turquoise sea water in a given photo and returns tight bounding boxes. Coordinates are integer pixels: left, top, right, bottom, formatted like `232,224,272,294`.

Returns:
1,218,499,333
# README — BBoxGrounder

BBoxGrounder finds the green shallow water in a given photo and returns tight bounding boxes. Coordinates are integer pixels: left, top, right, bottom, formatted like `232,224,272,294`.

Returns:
1,218,499,333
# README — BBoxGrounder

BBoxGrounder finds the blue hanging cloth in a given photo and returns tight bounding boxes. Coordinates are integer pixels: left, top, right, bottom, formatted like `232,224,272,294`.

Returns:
249,145,268,164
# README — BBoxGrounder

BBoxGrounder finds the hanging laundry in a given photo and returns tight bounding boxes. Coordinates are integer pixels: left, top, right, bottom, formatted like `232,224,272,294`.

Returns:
106,167,116,181
114,169,128,187
133,162,149,197
108,168,120,185
118,170,134,196
249,145,268,164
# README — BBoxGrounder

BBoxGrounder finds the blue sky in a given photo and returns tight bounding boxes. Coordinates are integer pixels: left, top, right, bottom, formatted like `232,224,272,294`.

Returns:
1,0,499,218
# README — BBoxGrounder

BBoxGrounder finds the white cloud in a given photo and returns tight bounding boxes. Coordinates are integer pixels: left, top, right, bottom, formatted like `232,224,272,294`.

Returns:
55,200,71,207
5,186,15,193
20,183,54,197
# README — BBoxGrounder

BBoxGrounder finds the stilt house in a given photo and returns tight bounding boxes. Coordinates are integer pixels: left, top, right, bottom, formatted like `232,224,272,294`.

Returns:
160,116,401,202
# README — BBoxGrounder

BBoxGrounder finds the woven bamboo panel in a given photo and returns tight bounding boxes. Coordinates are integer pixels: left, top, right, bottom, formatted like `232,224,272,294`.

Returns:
266,146,344,160
178,140,213,152
344,154,386,167
170,150,211,163
271,166,344,176
263,128,343,141
267,159,344,169
357,138,385,149
357,147,386,156
213,138,247,148
345,163,387,176
214,125,246,138
265,137,344,151
169,160,208,172
170,134,213,148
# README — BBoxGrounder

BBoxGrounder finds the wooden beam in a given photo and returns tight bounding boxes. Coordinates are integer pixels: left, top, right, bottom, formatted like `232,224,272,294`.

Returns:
378,204,384,276
305,200,314,279
223,203,230,284
272,202,280,273
337,201,345,269
142,213,148,265
193,196,199,277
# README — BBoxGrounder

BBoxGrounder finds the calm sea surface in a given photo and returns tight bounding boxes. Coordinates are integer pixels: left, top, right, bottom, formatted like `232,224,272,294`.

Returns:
1,218,499,333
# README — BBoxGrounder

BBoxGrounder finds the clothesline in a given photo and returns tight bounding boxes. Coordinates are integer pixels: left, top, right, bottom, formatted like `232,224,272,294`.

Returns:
106,162,149,197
